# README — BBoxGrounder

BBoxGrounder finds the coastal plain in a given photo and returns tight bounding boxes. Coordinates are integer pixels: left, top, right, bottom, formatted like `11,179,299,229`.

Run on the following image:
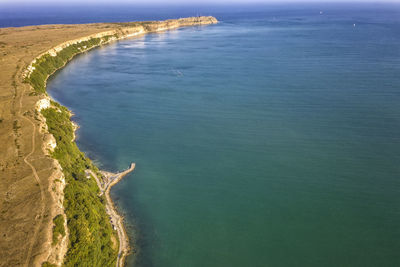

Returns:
0,17,217,266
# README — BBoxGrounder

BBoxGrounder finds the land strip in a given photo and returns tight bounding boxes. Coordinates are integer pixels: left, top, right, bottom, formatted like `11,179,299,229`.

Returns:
0,16,217,266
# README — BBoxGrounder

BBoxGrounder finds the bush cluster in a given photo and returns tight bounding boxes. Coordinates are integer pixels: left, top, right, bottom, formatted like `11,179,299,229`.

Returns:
28,37,110,93
52,214,66,245
42,107,118,266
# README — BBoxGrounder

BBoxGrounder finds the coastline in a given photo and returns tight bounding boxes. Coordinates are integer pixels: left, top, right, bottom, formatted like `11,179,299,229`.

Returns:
88,163,135,266
24,16,218,266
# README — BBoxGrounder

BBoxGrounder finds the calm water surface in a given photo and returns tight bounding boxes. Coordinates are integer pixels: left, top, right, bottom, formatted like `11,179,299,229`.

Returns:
47,5,400,267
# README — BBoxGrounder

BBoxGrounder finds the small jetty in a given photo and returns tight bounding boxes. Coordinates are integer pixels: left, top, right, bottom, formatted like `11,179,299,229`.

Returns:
102,163,136,190
87,163,135,195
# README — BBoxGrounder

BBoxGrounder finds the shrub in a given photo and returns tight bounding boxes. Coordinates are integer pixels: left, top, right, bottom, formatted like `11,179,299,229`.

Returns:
42,108,117,266
52,214,66,245
42,262,57,267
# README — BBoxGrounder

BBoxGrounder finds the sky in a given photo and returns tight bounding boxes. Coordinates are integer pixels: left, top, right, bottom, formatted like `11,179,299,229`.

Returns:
1,0,399,4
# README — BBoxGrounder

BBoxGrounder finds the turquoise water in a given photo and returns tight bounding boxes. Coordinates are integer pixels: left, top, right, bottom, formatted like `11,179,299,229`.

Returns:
47,5,400,267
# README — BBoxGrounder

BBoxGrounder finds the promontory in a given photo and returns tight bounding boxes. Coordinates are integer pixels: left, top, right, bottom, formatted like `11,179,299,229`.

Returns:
0,16,217,267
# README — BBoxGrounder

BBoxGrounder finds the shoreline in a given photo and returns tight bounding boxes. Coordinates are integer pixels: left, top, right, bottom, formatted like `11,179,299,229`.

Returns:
24,16,218,266
88,163,135,266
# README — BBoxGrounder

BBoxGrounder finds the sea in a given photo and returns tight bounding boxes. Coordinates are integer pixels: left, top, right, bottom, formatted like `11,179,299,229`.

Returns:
4,3,400,266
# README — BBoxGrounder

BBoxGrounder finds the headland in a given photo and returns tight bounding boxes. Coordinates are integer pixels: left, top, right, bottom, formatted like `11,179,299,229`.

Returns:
0,16,217,266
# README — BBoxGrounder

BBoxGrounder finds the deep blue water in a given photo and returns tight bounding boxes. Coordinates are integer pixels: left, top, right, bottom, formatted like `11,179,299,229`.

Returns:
25,3,400,266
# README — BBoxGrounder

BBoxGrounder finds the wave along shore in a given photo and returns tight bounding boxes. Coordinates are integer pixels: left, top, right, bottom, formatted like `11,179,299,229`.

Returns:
25,16,217,266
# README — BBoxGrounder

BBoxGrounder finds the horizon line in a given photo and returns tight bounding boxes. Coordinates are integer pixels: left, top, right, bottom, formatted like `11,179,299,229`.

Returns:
2,0,400,5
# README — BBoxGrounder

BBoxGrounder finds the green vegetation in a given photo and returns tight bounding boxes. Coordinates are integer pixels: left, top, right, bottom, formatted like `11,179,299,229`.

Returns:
42,107,117,266
13,120,20,131
29,37,119,266
27,36,114,93
42,262,57,267
52,214,65,245
27,18,212,264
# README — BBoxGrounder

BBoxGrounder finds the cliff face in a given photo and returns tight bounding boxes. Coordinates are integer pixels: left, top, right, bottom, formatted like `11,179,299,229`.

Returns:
21,16,217,267
26,16,218,79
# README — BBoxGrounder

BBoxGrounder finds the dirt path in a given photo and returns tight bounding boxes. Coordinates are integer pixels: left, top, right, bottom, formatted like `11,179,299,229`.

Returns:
88,163,135,267
14,65,46,267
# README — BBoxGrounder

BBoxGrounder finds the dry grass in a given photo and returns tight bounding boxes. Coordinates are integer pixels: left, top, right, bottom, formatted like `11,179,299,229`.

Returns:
0,22,132,266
